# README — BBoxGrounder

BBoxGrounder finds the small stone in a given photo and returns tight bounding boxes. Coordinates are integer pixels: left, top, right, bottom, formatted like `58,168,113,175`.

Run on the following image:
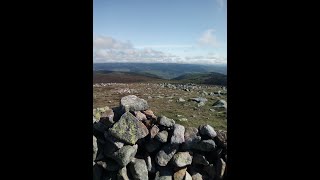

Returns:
146,155,156,173
171,124,185,144
199,125,217,139
156,144,179,166
111,145,138,167
129,158,149,180
216,158,226,180
150,125,160,138
172,152,193,167
159,116,175,127
134,111,147,121
155,130,168,143
173,167,187,180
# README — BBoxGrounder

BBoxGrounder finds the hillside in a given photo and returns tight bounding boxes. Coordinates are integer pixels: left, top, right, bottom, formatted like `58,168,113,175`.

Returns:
173,72,227,86
93,63,227,79
93,71,164,83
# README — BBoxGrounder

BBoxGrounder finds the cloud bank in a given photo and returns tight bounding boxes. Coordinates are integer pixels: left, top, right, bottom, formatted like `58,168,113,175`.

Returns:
93,35,226,64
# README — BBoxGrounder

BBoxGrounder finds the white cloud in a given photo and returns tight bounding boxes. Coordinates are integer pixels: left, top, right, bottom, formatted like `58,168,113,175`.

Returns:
93,36,133,49
93,35,226,64
197,29,220,47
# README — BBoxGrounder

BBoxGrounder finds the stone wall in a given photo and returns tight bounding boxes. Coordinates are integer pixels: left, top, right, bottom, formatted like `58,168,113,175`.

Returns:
93,95,227,180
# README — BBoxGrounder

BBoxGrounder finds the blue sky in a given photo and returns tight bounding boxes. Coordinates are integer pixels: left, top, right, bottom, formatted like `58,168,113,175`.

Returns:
93,0,227,64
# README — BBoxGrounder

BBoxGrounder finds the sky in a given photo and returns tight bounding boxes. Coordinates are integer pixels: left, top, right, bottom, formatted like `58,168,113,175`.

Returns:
93,0,227,64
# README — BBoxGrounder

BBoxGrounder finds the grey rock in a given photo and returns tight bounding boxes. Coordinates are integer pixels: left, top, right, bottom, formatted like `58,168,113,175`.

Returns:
111,145,138,167
159,116,175,127
216,158,226,180
129,158,149,180
155,130,168,143
146,155,156,173
156,144,179,166
150,125,160,139
93,136,98,162
191,173,207,180
99,109,115,127
117,167,130,180
173,167,187,180
96,159,120,171
134,111,147,121
178,97,186,102
171,124,185,144
104,132,124,149
120,95,149,112
190,97,208,103
172,152,193,167
199,125,217,139
182,127,201,150
192,154,209,166
109,112,149,145
192,140,216,152
184,171,192,180
212,100,227,109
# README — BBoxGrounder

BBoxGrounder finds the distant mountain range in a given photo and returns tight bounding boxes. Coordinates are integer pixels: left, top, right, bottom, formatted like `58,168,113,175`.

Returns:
93,63,227,79
173,72,227,86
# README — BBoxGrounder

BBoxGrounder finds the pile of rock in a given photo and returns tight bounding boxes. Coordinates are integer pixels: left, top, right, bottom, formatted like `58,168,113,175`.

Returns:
93,95,227,180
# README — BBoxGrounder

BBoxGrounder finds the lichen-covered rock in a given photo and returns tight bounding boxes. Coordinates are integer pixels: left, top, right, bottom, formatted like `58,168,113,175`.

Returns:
199,125,217,139
129,158,149,180
155,130,168,143
192,139,216,152
156,144,179,166
173,167,187,180
182,127,201,150
109,112,149,145
172,152,193,167
159,116,175,127
171,124,185,144
121,95,149,112
111,145,138,167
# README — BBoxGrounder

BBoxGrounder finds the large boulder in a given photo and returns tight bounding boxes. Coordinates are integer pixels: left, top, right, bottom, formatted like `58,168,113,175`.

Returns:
129,158,149,180
109,112,149,145
120,95,149,112
156,144,179,166
171,124,185,144
111,145,138,167
172,152,193,167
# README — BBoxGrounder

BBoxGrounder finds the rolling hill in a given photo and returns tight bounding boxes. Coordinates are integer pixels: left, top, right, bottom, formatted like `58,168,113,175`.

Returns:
173,72,227,86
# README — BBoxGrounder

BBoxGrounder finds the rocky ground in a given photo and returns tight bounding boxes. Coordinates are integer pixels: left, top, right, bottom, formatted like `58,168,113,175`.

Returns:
93,83,227,130
93,95,227,180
